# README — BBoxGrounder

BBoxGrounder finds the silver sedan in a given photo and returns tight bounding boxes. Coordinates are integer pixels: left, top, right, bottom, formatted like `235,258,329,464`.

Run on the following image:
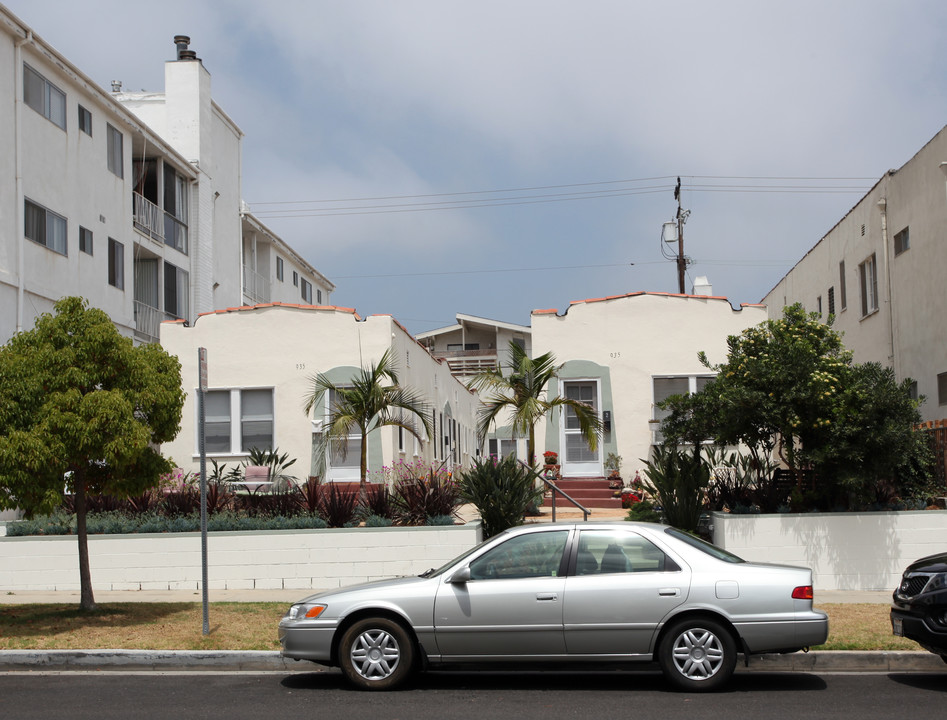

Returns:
278,522,828,691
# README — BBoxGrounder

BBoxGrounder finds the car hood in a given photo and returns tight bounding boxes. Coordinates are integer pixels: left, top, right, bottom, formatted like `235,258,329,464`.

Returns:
291,574,435,605
904,552,947,574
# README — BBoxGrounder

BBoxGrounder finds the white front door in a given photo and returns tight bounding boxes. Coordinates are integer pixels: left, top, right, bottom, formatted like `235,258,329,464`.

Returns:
560,380,602,477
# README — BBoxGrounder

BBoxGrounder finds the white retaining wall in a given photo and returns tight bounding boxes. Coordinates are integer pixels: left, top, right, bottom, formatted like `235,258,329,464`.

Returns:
0,524,482,593
713,510,947,592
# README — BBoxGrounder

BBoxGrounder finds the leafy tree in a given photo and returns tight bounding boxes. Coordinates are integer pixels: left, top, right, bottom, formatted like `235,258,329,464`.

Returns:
0,297,185,611
469,341,602,466
660,304,932,507
303,349,433,495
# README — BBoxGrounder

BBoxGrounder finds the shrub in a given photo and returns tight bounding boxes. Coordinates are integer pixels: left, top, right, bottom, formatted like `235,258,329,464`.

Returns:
363,514,393,527
318,483,359,528
640,445,709,533
458,455,544,538
391,470,460,526
625,499,663,524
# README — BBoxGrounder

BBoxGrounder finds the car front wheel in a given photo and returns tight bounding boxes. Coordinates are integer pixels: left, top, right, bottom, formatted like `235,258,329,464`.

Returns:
658,618,737,692
338,617,415,690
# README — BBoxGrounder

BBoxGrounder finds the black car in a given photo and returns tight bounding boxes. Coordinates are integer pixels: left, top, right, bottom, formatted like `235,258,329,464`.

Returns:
891,552,947,662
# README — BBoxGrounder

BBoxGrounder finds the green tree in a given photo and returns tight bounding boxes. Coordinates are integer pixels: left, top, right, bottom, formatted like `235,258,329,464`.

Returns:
469,341,602,466
303,349,433,494
660,303,931,506
0,297,185,611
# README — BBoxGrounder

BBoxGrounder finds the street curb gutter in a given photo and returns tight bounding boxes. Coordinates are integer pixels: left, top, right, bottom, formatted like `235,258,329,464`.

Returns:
0,650,945,673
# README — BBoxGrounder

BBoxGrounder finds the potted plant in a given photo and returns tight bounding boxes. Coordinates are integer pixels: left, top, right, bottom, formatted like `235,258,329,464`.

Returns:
543,450,558,466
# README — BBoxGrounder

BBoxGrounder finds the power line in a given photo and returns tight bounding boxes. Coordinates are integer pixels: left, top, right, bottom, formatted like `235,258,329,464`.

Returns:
248,174,876,219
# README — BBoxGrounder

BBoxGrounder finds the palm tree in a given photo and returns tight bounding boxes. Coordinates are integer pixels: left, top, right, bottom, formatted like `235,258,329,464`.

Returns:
469,341,602,466
303,349,433,494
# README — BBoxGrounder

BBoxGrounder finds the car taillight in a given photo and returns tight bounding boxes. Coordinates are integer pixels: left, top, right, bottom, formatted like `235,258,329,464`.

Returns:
792,586,814,600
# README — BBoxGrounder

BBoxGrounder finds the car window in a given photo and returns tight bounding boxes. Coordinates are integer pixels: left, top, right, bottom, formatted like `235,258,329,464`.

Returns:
664,527,744,563
574,530,677,575
468,530,569,580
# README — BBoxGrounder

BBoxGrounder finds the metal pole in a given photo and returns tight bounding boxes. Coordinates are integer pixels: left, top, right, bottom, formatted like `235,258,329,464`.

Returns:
198,349,209,635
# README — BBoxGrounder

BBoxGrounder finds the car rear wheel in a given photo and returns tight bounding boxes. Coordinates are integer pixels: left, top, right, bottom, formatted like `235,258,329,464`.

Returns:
338,617,415,690
658,618,736,692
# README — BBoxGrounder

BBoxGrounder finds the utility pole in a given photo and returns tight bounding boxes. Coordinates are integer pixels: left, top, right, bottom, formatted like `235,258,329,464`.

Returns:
674,177,688,295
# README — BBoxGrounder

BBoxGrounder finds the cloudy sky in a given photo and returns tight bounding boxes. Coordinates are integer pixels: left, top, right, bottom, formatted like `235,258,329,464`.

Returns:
9,0,947,334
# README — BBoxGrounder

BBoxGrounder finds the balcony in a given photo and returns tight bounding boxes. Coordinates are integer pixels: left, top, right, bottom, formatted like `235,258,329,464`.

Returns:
243,267,270,305
133,192,163,242
133,192,188,253
134,301,176,344
431,348,499,378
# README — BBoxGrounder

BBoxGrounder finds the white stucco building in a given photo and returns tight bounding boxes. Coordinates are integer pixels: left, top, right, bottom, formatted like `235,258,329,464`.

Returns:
0,6,331,345
763,123,947,423
160,303,481,483
530,292,767,479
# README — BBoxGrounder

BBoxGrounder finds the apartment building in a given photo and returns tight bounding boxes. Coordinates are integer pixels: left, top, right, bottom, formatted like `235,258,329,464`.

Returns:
416,313,532,381
763,123,947,423
1,6,331,345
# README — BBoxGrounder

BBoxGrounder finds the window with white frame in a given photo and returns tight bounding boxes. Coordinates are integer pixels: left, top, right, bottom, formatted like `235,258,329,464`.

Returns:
859,254,878,317
107,123,123,178
301,278,312,303
839,261,847,311
652,375,714,444
164,261,189,320
78,105,92,135
317,289,323,304
488,438,517,459
292,271,299,287
894,227,910,256
322,388,360,477
276,257,284,282
79,226,93,255
23,64,66,129
24,198,67,255
203,388,274,454
108,238,124,289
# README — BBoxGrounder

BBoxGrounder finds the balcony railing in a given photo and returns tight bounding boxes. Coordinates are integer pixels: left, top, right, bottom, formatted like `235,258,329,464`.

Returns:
134,301,176,344
133,192,163,242
133,192,188,254
243,266,270,305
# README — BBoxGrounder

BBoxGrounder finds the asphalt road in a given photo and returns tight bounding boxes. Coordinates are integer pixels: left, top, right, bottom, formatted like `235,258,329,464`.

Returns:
1,670,945,720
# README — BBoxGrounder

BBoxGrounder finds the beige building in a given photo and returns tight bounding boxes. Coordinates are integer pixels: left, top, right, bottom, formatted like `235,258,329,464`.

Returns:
763,123,947,423
160,303,481,483
530,292,767,479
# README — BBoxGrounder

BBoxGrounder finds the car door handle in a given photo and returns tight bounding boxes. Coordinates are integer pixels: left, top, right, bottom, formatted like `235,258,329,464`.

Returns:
536,593,559,602
658,588,681,597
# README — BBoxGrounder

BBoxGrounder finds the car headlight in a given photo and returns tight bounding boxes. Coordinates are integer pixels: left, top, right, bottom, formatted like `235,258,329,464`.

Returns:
926,574,947,593
284,603,327,621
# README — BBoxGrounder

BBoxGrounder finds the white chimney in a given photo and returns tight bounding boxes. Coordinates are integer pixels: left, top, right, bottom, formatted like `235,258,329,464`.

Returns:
692,276,712,296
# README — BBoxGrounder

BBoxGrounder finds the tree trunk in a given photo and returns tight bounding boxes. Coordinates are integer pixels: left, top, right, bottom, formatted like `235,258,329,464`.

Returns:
74,477,98,612
358,430,369,505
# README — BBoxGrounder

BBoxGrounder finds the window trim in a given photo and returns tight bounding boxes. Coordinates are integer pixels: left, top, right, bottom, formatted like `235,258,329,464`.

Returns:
107,123,124,178
859,253,879,318
108,237,125,289
201,387,275,456
894,227,910,256
78,105,92,136
79,226,93,255
23,63,66,130
24,198,67,255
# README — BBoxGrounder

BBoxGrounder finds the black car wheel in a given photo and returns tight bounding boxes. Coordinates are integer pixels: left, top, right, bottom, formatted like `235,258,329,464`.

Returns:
658,618,737,692
339,617,415,690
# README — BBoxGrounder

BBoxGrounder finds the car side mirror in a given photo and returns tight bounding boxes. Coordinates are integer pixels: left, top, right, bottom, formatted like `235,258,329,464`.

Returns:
449,566,471,584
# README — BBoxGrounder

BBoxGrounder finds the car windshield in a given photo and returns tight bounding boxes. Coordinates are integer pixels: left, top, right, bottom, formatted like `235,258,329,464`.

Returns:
664,527,744,564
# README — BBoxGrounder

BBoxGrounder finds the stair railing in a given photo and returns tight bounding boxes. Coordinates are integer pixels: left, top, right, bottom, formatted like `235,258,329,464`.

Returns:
520,461,590,522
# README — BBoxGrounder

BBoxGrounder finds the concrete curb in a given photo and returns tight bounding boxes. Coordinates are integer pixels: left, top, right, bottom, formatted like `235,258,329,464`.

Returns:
0,649,944,673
